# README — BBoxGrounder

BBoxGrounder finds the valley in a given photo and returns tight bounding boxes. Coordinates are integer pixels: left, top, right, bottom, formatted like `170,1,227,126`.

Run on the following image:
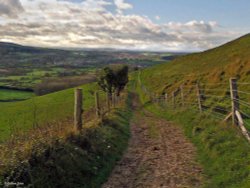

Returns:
0,42,181,101
0,34,250,188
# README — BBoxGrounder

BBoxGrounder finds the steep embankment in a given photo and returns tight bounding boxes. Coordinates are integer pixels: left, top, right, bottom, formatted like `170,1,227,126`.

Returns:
136,34,250,188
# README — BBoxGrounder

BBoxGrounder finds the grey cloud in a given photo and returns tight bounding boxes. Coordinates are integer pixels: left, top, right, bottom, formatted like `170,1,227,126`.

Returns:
0,0,24,18
0,0,242,51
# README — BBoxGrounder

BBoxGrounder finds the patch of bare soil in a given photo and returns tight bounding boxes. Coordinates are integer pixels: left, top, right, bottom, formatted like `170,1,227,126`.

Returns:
102,95,204,188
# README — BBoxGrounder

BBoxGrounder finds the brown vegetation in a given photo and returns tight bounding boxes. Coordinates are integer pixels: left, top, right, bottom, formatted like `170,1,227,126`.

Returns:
34,74,96,95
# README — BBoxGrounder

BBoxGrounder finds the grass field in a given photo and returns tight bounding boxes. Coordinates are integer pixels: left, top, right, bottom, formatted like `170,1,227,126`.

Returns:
0,67,90,90
0,89,34,101
0,82,104,142
0,92,133,188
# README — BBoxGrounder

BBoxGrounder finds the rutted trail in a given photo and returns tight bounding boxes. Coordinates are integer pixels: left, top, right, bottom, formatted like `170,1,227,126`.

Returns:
102,94,203,188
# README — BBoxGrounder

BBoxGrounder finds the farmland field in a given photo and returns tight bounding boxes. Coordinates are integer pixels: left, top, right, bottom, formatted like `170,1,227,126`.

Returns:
0,89,34,101
0,82,102,142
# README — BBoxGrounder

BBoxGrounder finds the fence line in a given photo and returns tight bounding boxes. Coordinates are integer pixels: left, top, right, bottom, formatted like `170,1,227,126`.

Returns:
138,71,250,143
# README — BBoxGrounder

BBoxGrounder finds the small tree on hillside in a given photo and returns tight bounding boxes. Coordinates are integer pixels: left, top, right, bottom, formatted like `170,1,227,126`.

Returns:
98,65,129,101
114,65,129,97
98,67,116,100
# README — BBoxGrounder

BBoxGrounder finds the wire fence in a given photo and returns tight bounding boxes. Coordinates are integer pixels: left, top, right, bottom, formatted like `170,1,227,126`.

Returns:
138,72,250,143
0,87,126,143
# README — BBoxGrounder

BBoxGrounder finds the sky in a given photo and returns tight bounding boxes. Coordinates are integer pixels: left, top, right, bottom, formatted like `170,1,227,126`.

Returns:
0,0,249,51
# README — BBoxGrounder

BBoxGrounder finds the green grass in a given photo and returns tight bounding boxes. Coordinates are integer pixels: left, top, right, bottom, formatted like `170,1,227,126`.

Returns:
137,34,250,131
0,89,34,101
131,34,250,188
139,34,250,102
134,77,250,188
0,83,102,142
0,93,133,188
0,67,95,89
148,103,250,188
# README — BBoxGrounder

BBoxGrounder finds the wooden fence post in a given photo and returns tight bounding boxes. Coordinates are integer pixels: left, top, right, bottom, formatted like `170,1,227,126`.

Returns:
74,88,83,131
180,85,184,106
165,93,168,106
95,91,101,118
172,92,175,108
235,110,250,142
113,93,116,107
106,92,111,112
196,83,202,112
230,78,239,126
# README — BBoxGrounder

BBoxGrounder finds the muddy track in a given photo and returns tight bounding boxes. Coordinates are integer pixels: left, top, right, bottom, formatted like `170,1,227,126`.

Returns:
102,94,203,188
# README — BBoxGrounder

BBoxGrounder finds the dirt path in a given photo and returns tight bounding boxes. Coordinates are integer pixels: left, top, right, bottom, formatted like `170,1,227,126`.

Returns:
102,95,203,188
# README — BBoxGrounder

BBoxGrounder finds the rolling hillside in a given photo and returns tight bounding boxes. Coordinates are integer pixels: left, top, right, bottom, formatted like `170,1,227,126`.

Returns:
140,34,250,93
136,34,250,188
140,34,250,127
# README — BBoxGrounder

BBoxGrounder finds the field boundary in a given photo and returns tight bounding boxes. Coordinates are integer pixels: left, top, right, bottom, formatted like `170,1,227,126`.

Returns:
138,71,250,143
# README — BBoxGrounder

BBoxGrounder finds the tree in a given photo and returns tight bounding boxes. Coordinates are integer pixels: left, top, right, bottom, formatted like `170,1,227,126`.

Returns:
113,65,129,96
97,65,129,99
98,67,116,94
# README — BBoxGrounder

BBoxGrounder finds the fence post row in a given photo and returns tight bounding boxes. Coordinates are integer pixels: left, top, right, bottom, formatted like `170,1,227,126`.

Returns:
95,91,101,118
230,78,240,126
196,83,202,113
74,88,83,132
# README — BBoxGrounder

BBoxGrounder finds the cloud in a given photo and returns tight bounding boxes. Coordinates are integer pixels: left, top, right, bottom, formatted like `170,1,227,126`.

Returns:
166,20,217,34
114,0,133,14
0,0,24,18
0,0,243,51
155,16,160,20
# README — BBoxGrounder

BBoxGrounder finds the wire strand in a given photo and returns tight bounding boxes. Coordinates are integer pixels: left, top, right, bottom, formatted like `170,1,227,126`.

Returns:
212,107,231,114
237,83,250,85
235,90,250,95
238,110,250,119
201,94,228,99
202,88,229,92
233,98,250,108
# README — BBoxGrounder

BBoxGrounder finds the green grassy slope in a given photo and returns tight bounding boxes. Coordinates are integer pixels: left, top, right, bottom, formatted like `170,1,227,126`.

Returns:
0,89,34,101
0,83,103,142
140,34,250,126
140,34,250,98
135,34,250,188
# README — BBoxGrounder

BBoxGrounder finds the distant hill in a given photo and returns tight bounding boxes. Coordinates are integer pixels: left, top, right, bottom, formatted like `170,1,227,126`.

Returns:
0,41,184,67
0,42,63,55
